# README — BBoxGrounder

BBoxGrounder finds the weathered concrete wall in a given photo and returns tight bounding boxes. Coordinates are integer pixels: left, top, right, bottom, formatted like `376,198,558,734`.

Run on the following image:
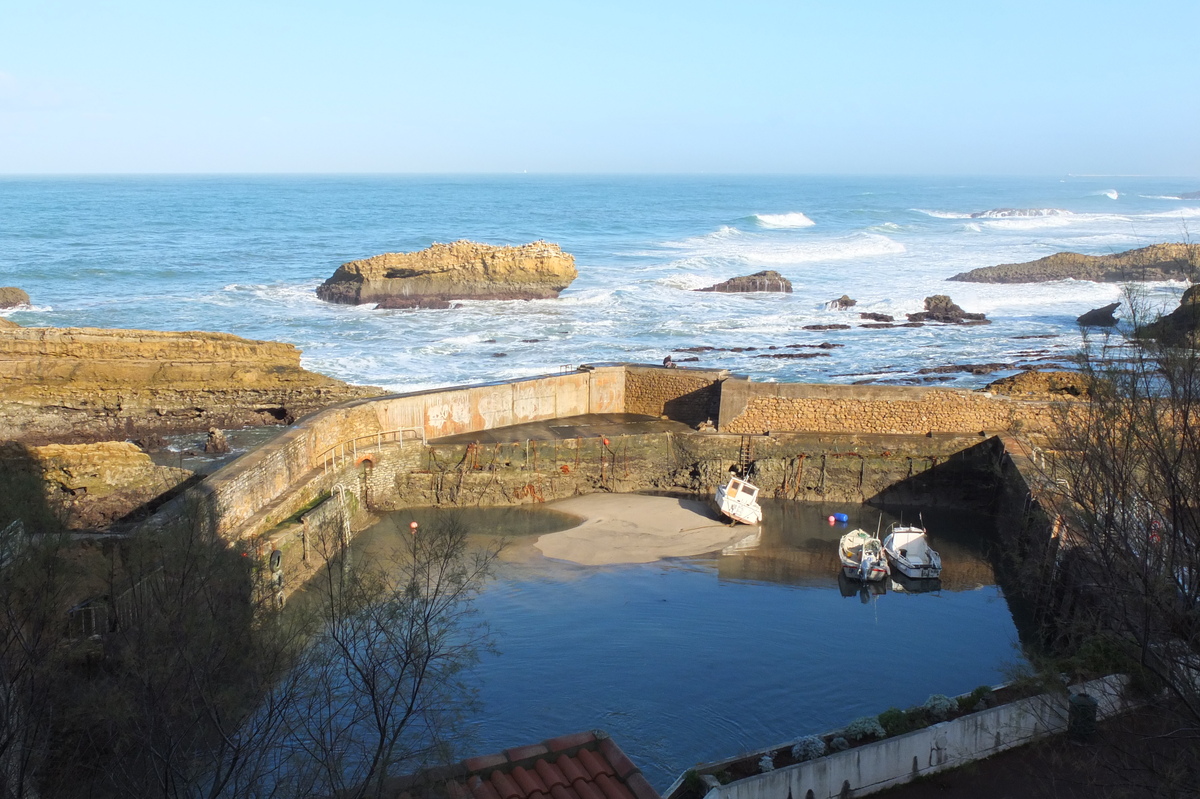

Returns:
719,379,1061,437
674,675,1132,799
624,366,725,426
184,367,628,539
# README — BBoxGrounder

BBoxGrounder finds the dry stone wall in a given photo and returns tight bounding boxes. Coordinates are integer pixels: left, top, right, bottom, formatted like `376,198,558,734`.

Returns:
624,366,726,426
720,379,1062,437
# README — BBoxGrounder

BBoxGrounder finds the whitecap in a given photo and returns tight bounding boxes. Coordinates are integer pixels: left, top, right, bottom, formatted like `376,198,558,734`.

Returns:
913,209,972,219
1139,195,1182,200
753,212,816,229
969,208,1073,219
1096,189,1119,200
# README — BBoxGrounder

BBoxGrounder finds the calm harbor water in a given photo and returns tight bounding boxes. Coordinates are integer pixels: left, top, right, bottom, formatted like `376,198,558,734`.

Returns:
356,500,1023,790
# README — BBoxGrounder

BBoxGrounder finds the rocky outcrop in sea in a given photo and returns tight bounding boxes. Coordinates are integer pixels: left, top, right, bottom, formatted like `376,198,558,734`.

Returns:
1076,302,1120,327
949,243,1200,284
1137,285,1200,346
316,240,577,305
985,370,1090,397
0,327,382,443
696,270,793,293
0,287,30,308
906,295,989,324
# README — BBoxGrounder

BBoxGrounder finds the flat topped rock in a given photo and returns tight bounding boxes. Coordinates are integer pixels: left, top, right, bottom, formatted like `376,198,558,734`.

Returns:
316,240,577,305
949,243,1200,284
696,270,792,293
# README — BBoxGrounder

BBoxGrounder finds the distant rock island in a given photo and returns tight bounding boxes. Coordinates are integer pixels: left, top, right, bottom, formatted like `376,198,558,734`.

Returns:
696,270,792,293
0,327,380,444
316,240,577,306
949,243,1200,284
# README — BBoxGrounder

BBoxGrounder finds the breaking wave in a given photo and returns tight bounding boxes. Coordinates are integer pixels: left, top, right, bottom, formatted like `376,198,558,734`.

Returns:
915,208,1073,219
665,229,905,266
753,212,816,229
1096,189,1119,200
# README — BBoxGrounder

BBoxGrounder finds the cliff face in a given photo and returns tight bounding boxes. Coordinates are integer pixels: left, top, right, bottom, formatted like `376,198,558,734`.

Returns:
0,441,193,531
949,243,1200,284
0,327,381,443
316,240,578,305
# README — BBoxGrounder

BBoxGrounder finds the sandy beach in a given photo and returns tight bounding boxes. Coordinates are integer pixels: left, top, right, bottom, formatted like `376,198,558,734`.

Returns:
534,493,752,566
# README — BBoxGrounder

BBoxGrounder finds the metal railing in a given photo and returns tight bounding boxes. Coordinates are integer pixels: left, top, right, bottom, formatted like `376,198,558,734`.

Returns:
317,427,427,475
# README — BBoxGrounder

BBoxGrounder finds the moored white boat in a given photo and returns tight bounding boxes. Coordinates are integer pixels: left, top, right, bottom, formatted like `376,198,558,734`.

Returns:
838,529,890,582
882,523,942,580
714,476,763,525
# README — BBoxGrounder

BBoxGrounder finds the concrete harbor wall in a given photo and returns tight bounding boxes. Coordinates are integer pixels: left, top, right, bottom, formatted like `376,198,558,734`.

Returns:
154,364,1067,598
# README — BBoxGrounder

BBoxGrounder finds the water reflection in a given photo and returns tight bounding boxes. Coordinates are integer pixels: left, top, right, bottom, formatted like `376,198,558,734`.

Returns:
359,498,1019,792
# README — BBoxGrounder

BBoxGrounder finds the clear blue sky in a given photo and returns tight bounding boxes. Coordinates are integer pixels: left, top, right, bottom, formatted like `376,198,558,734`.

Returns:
1,0,1197,174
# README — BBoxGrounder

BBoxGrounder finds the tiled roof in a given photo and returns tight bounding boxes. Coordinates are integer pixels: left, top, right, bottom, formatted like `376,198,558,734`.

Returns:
443,731,661,799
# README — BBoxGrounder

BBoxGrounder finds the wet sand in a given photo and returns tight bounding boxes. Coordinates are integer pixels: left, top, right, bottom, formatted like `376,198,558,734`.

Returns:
534,493,750,565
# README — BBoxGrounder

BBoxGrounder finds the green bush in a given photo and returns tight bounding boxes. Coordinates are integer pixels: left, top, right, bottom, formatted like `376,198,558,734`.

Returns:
957,685,995,712
877,707,913,737
844,716,886,741
923,694,956,721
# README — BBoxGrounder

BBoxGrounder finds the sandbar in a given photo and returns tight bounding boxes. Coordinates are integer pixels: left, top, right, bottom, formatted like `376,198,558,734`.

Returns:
534,493,752,566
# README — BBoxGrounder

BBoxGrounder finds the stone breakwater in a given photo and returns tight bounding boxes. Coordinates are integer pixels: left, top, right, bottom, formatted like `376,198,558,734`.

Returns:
949,242,1200,284
315,240,578,305
0,327,381,444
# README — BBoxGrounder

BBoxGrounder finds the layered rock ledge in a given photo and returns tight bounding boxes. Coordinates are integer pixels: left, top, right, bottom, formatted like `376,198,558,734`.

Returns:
0,441,193,531
316,240,577,305
0,327,381,444
949,243,1200,284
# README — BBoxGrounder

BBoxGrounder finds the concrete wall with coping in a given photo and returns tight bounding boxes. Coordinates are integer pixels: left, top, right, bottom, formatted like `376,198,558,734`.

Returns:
674,675,1132,799
191,367,628,539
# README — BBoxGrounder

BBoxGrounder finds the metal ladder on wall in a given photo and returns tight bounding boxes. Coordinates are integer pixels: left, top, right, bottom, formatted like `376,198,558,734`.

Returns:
737,436,754,475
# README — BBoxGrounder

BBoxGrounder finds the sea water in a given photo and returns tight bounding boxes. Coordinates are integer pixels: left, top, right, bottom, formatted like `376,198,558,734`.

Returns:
357,502,1023,790
2,175,1197,391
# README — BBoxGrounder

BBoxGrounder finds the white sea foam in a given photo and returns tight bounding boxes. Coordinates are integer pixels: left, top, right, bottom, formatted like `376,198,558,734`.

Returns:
913,209,971,219
753,212,816,229
915,208,1072,220
665,229,904,266
1097,189,1119,200
1140,195,1182,200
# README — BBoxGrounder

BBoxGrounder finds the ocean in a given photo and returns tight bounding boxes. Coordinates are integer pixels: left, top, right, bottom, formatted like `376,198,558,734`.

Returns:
3,174,1197,392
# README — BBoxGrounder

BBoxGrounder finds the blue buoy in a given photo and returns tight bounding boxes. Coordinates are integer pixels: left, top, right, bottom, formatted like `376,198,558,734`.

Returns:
832,513,850,523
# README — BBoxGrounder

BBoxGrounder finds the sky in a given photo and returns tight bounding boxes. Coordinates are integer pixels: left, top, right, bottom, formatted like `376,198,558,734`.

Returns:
1,0,1197,175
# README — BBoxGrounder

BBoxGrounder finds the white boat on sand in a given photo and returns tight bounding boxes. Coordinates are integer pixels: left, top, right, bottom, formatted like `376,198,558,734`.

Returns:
883,522,942,580
839,529,890,582
714,476,762,525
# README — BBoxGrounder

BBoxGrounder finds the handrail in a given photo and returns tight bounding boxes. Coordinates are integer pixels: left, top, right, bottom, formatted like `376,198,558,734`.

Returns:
317,427,427,475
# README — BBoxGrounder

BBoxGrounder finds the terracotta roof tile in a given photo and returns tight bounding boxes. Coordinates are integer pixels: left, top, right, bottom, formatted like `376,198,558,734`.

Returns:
447,731,659,799
576,749,616,779
506,744,550,762
534,760,568,789
469,776,503,799
594,773,635,799
464,753,509,773
623,773,659,799
556,755,589,786
545,731,597,753
511,766,548,797
490,771,523,799
597,739,637,781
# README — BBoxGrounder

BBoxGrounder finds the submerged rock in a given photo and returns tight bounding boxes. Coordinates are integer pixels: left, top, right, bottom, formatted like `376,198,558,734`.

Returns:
949,243,1200,284
204,427,230,454
0,287,30,308
859,312,894,322
696,270,793,293
1076,302,1120,327
827,294,856,309
906,295,990,324
317,240,577,305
